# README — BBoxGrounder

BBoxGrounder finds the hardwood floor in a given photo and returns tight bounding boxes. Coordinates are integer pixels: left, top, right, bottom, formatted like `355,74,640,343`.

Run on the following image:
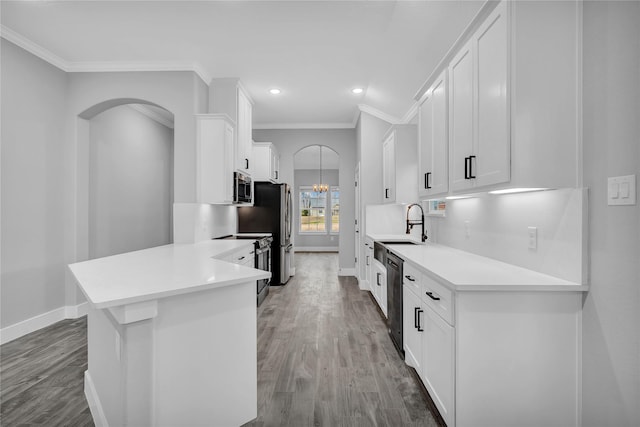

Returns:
0,253,438,426
246,252,438,427
0,316,94,426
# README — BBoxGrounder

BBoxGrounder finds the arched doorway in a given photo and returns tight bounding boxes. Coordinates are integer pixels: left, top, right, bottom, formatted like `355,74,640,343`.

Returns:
293,145,340,251
77,99,175,259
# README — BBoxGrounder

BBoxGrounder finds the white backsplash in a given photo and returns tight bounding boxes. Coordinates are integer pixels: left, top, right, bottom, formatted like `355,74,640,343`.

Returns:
173,203,237,243
366,188,588,284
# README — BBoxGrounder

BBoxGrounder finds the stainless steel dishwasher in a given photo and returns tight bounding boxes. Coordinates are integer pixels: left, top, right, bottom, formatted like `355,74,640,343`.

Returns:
386,250,404,356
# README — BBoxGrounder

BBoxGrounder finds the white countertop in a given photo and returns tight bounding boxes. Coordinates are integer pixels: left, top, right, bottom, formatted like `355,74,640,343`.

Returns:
368,234,587,292
68,240,271,309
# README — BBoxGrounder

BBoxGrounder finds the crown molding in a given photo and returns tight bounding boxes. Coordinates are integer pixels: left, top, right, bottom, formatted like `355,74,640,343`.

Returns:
253,122,354,130
1,25,70,71
128,104,174,129
1,25,211,83
357,104,401,125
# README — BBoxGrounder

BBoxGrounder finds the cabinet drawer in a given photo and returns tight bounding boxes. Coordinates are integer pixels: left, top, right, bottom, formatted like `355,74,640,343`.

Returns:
422,274,454,326
403,262,421,295
221,247,254,265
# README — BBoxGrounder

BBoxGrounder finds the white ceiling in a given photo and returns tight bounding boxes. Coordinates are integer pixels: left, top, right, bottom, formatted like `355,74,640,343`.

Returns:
0,1,483,129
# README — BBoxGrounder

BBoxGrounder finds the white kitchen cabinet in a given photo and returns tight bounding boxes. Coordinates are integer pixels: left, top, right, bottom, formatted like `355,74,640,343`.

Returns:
196,114,235,204
422,304,455,427
252,142,280,182
372,259,387,318
209,78,254,175
364,238,373,291
382,125,418,204
220,244,255,268
450,1,509,192
418,70,449,198
402,284,423,375
398,254,582,427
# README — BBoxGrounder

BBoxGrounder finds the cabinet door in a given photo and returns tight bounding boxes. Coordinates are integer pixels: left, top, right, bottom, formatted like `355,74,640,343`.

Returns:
196,115,234,204
474,0,509,187
449,41,474,192
271,148,280,182
422,306,455,427
236,90,252,173
382,133,395,203
403,286,423,374
364,242,372,289
419,70,449,197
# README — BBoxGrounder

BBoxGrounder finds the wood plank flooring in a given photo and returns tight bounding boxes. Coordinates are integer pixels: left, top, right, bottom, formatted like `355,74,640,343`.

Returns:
0,316,94,426
246,253,438,427
1,252,439,426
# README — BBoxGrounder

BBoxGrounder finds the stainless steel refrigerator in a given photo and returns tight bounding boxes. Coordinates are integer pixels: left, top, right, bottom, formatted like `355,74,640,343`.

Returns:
237,182,293,285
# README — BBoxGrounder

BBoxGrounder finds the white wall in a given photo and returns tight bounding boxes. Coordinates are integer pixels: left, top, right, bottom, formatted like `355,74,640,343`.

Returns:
252,129,356,273
89,105,174,259
582,2,640,426
293,169,339,250
1,39,68,328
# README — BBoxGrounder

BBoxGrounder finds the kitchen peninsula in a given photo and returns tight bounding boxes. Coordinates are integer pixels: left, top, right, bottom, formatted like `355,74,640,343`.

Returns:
68,240,271,427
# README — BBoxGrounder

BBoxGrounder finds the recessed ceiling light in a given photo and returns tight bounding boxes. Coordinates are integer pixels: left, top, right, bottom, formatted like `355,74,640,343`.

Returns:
269,88,281,95
352,88,364,94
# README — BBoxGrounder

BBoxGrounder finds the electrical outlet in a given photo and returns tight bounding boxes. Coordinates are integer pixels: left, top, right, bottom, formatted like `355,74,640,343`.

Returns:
464,221,471,239
528,227,537,250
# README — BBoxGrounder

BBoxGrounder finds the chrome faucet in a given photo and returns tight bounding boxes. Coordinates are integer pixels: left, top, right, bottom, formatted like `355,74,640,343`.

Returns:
406,203,428,242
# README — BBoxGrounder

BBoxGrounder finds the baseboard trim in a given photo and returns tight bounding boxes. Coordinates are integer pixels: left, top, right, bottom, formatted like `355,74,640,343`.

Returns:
294,246,339,252
0,302,89,345
85,371,108,427
338,268,356,277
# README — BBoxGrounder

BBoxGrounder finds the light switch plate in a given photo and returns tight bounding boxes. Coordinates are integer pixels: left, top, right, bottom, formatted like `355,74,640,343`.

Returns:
608,175,636,206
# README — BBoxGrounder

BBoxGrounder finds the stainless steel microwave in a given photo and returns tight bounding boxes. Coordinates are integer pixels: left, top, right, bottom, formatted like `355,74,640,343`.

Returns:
234,172,252,204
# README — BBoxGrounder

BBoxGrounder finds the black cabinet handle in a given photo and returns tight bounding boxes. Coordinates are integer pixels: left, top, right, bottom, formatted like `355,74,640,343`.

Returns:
366,256,370,266
275,171,278,180
237,256,245,261
245,158,249,170
385,188,389,199
426,291,441,301
464,156,470,180
425,172,432,189
377,273,382,286
417,309,424,331
414,307,420,329
469,155,476,179
404,275,415,282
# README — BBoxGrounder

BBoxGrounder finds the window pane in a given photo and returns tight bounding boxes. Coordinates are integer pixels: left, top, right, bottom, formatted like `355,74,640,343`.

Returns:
299,187,326,233
331,187,339,232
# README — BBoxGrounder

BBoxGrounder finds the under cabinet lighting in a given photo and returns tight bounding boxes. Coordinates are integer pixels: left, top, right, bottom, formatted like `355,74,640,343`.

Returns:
446,195,473,200
488,188,549,195
269,88,281,95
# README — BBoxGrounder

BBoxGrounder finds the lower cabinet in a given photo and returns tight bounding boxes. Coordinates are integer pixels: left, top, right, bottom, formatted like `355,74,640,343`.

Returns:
371,260,387,318
422,305,455,426
401,258,582,427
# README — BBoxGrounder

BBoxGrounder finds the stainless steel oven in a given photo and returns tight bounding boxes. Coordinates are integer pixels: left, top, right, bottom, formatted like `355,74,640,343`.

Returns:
254,236,273,306
234,172,252,204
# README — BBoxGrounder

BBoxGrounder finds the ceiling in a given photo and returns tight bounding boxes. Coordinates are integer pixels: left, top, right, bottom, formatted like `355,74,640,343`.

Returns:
0,1,483,129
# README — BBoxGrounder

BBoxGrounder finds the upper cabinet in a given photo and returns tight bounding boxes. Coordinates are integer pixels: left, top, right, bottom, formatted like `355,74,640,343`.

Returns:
418,69,449,198
415,0,580,196
382,125,418,204
196,114,235,204
450,1,509,192
209,78,253,175
252,142,280,183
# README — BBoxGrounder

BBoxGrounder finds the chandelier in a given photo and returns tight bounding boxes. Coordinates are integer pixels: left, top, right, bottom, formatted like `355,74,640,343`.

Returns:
313,145,329,193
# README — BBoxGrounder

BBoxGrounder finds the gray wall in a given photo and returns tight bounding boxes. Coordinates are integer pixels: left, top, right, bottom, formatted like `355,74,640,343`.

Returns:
293,169,339,249
253,129,356,273
1,39,69,328
582,2,640,426
89,105,174,259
